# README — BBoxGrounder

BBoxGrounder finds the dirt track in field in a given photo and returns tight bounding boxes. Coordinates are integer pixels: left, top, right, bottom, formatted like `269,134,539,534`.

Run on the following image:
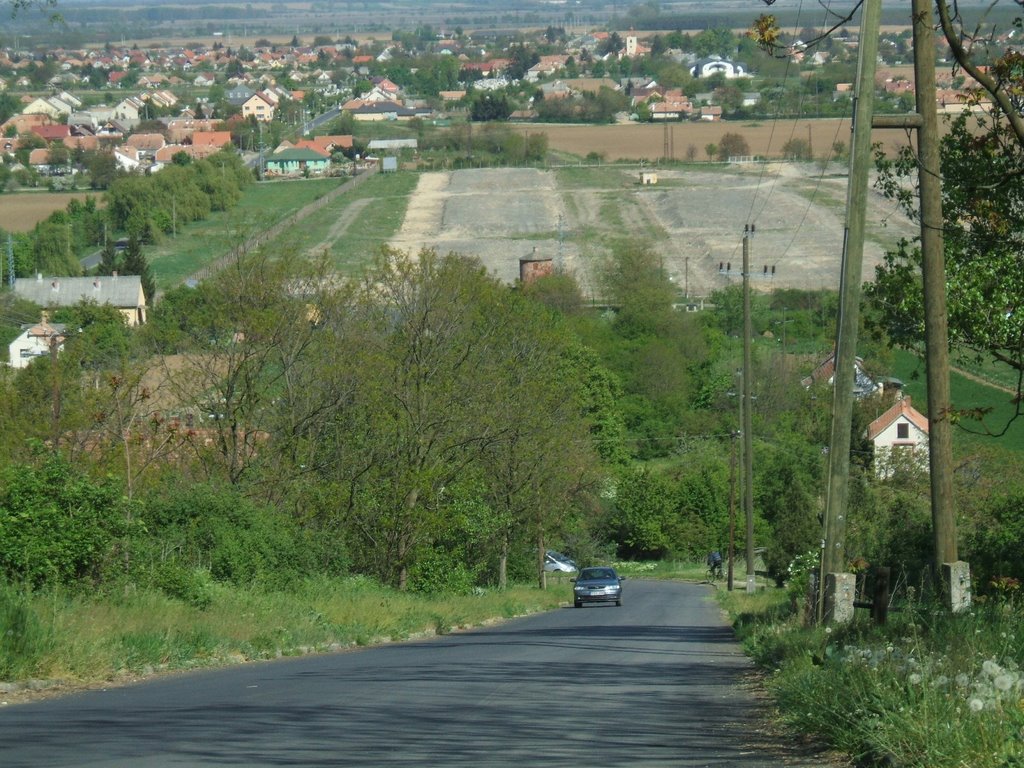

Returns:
388,163,916,299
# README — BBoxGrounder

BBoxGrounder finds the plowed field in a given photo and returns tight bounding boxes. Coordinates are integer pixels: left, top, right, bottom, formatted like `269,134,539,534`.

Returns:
0,192,101,233
515,119,915,162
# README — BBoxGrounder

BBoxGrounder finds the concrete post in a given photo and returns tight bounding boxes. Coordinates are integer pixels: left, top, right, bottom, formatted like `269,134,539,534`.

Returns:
824,572,856,625
944,561,972,614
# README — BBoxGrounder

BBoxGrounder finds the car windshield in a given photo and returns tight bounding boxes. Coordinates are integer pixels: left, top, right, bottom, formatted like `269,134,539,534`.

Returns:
580,568,616,580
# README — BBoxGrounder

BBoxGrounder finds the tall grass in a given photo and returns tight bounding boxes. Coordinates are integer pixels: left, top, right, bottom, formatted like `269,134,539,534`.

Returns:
0,577,568,689
722,588,1024,767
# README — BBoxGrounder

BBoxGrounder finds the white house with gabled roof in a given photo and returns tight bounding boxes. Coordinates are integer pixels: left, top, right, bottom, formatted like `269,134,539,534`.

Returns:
865,396,930,477
7,317,66,368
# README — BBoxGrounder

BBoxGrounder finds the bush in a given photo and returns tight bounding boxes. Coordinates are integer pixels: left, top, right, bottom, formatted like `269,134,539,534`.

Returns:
0,456,131,589
407,549,476,595
149,562,213,609
140,483,320,589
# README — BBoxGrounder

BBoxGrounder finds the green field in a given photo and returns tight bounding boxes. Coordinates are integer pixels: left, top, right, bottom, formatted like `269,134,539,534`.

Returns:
261,171,420,273
146,177,345,288
892,348,1024,453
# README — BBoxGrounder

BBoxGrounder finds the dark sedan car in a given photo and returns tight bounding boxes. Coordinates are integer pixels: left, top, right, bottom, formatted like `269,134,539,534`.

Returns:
572,566,624,608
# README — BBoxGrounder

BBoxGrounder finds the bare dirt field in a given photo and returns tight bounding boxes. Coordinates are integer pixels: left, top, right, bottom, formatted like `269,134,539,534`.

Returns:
0,192,101,233
388,163,917,300
515,119,917,163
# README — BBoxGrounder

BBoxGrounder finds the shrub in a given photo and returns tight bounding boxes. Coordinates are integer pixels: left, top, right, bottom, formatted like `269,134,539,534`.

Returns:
149,562,213,610
0,456,131,588
407,549,476,595
140,483,319,589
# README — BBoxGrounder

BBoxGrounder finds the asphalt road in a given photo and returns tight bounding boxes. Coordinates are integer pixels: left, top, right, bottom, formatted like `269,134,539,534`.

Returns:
0,580,823,768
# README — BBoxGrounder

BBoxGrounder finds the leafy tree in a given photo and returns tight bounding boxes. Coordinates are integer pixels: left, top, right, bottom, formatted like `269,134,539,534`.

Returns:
85,151,119,190
755,433,825,579
0,92,20,124
597,32,624,57
323,248,599,590
692,28,736,59
601,241,677,340
31,220,80,276
781,137,812,160
506,43,539,81
97,237,120,276
717,132,750,160
607,468,676,558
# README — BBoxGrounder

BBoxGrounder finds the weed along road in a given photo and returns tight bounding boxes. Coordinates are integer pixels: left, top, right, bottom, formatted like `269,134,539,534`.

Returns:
0,581,824,767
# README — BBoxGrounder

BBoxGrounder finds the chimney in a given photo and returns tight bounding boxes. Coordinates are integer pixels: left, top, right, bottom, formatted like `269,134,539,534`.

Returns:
40,311,49,324
51,280,59,291
36,273,42,282
112,270,118,278
93,278,101,289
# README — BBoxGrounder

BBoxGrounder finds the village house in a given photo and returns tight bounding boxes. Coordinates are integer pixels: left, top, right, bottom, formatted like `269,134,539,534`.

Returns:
242,92,276,122
264,146,330,176
7,316,66,369
113,96,146,121
802,351,883,398
865,396,930,477
13,275,148,327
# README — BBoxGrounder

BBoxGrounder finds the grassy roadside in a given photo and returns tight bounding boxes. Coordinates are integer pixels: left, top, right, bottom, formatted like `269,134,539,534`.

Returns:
0,560,706,699
719,586,1024,768
0,577,569,701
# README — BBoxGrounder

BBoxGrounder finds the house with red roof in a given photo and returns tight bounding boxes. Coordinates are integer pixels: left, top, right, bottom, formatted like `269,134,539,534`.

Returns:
865,396,930,477
191,130,233,148
295,134,352,154
31,124,71,142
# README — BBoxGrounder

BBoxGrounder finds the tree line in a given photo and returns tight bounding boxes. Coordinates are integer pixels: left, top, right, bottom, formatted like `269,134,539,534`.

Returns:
2,232,1024,602
1,147,252,301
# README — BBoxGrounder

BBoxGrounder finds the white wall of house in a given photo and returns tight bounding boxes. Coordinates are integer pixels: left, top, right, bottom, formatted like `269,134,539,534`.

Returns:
8,331,60,369
872,416,929,477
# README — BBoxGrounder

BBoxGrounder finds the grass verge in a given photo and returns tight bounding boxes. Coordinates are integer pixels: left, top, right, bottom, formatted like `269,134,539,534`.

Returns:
0,577,568,699
719,586,1024,768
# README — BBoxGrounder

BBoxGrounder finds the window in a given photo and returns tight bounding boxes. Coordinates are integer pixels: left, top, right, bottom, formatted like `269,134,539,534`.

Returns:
897,422,909,440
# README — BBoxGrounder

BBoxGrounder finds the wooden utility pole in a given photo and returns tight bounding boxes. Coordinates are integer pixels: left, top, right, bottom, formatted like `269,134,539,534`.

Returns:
912,0,959,575
820,0,882,615
742,225,756,593
728,429,737,592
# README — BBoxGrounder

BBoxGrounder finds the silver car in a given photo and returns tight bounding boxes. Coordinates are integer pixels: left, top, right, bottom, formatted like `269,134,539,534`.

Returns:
544,550,578,573
573,566,624,607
